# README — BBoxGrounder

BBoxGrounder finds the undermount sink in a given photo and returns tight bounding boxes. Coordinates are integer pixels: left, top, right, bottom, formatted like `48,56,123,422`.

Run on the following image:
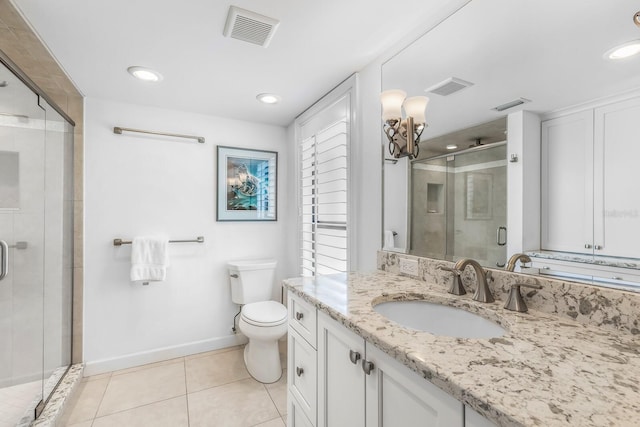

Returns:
373,300,506,339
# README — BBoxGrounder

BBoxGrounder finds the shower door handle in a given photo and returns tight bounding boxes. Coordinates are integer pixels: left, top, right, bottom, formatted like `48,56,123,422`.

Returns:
0,240,8,281
496,227,507,246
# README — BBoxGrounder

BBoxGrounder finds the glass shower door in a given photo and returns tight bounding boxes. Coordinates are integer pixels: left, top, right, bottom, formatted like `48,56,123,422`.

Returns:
411,143,507,267
0,62,46,426
449,144,507,267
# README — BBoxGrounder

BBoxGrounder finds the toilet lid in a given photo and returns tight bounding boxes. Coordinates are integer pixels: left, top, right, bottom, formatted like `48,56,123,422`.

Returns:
242,301,287,327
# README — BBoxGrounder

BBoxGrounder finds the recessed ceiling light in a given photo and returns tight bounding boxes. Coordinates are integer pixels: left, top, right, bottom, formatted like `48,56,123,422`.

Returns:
604,40,640,60
446,144,458,150
256,93,281,104
127,66,163,82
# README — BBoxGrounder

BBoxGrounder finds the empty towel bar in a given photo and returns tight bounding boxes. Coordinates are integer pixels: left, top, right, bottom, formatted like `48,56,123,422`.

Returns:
113,236,205,247
113,126,205,144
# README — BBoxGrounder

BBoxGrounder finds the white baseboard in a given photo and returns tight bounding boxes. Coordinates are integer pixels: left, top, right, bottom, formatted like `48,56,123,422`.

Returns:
83,334,248,377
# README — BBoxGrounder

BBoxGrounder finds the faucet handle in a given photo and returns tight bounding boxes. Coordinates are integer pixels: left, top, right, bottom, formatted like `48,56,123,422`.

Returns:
504,283,542,313
437,266,466,295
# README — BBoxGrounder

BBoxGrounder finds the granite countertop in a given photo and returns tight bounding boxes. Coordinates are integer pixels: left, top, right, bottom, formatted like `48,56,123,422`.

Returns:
283,271,640,427
526,250,640,271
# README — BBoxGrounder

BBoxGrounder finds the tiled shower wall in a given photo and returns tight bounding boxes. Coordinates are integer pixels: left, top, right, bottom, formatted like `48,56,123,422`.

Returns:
0,0,84,362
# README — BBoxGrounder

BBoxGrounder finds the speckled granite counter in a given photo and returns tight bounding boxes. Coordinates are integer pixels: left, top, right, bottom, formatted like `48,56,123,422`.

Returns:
527,250,640,271
283,271,640,427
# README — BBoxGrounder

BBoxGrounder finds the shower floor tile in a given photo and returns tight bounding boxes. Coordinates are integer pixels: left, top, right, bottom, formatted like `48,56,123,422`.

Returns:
60,342,288,427
0,380,41,427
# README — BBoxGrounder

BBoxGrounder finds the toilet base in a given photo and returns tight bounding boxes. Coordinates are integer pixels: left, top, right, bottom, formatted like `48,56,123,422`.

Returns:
244,339,282,384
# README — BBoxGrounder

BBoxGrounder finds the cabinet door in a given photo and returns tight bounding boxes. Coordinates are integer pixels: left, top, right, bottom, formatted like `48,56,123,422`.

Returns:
317,311,365,427
541,111,594,253
594,97,640,258
365,343,463,427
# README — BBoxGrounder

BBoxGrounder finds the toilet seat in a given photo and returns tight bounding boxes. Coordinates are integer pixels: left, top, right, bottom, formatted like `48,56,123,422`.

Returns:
241,301,287,327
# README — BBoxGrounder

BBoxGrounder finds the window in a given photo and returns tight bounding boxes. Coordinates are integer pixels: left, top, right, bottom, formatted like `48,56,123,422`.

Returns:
296,76,357,276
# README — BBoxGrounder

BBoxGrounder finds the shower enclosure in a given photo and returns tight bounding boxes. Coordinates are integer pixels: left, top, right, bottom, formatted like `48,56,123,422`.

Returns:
0,58,74,426
410,143,507,268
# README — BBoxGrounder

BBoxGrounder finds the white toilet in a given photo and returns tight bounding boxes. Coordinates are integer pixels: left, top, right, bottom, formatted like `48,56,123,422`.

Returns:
228,259,287,383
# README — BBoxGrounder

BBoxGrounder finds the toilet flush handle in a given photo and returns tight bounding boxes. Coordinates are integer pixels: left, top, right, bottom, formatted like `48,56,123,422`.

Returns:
230,273,239,278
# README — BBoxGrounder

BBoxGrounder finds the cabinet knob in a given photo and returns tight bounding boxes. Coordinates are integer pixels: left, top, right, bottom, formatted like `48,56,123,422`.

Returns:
362,360,375,375
594,245,603,250
349,350,361,364
296,367,304,377
295,312,304,321
584,244,592,249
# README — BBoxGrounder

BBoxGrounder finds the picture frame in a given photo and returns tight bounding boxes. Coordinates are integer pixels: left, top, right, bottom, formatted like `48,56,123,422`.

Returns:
465,172,493,220
216,146,277,221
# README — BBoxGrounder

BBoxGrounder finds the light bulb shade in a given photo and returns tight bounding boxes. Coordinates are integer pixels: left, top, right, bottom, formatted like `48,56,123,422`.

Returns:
403,96,429,125
605,40,640,59
380,90,406,121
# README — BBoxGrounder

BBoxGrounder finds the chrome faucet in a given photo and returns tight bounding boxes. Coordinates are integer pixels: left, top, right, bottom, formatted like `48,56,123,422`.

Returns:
505,253,532,272
453,258,494,303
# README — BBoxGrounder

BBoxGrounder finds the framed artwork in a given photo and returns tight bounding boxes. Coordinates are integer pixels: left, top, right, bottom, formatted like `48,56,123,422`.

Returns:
465,172,493,220
216,146,277,221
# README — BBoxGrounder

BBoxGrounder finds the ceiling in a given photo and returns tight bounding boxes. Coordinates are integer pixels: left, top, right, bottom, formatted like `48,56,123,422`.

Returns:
11,0,459,127
382,0,640,155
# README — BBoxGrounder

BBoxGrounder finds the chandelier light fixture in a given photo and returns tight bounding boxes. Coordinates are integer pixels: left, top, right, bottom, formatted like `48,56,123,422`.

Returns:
380,90,429,159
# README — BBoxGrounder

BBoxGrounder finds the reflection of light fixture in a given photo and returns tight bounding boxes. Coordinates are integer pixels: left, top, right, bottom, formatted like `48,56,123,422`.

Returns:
256,93,281,104
380,90,429,159
446,144,457,150
604,11,640,60
127,66,163,82
605,40,640,60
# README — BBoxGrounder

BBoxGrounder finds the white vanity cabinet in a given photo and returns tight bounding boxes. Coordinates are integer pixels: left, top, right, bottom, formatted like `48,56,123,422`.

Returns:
465,407,498,427
317,310,464,427
288,292,317,427
541,96,640,259
287,289,499,427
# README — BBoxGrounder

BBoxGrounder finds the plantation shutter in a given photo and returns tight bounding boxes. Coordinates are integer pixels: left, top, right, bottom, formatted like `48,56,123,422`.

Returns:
299,95,350,276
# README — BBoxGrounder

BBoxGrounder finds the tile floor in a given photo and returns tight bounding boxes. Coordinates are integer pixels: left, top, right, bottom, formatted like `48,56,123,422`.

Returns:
60,344,287,427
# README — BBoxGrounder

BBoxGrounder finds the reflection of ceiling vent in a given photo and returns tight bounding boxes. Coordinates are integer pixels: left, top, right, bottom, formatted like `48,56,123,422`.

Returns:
223,6,280,47
492,97,531,112
425,77,474,96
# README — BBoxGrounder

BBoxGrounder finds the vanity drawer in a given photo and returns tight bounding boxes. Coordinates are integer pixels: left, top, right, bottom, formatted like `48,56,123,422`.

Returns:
288,327,317,425
288,391,315,427
288,291,317,348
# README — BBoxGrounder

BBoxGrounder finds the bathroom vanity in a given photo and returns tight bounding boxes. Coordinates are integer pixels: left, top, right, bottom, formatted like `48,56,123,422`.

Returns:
284,256,640,427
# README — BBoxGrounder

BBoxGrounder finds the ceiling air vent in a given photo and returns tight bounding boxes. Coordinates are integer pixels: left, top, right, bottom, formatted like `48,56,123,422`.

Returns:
223,6,280,48
425,77,474,96
492,98,531,112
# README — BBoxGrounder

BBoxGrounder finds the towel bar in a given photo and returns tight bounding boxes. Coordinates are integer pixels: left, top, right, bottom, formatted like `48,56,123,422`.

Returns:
113,126,205,143
113,236,204,246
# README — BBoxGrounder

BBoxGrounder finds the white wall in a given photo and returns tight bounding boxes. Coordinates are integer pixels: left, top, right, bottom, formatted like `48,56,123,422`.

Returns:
355,59,384,271
83,98,290,374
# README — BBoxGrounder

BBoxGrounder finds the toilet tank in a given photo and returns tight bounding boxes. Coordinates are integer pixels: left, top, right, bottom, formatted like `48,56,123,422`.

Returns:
227,259,277,305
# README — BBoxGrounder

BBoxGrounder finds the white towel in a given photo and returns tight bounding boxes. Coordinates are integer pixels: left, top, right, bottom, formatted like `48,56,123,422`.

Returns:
383,230,395,250
130,236,169,282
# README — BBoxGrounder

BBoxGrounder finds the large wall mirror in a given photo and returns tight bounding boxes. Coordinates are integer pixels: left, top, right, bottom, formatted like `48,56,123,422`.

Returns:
382,0,640,277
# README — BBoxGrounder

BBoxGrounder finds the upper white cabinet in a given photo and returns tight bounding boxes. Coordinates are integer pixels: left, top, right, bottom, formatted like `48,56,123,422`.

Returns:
593,97,640,259
541,96,640,258
541,110,594,254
